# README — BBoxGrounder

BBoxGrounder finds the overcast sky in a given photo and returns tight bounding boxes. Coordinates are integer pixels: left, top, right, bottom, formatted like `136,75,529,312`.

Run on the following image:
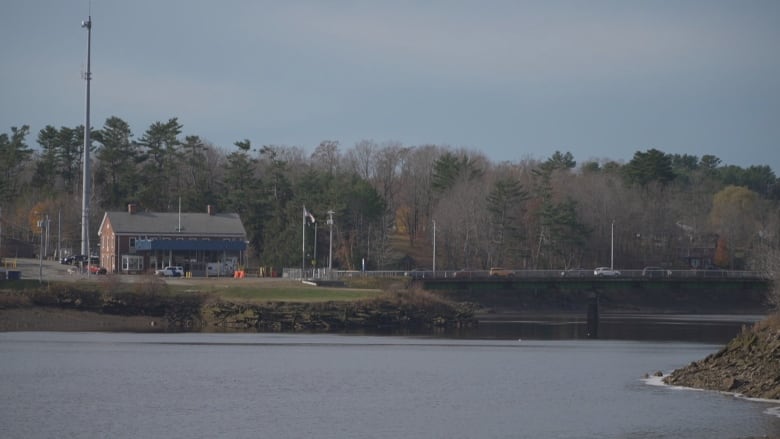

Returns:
2,1,779,171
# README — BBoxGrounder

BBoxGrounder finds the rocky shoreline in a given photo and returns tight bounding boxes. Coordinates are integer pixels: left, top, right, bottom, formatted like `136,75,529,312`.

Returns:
663,313,780,401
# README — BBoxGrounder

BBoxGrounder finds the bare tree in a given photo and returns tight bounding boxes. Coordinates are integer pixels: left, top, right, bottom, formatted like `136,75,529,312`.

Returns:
433,178,490,269
397,145,441,246
311,140,341,175
344,140,376,180
749,205,780,307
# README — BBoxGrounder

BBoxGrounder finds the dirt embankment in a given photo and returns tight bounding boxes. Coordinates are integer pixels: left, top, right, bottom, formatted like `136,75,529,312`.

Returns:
663,313,780,400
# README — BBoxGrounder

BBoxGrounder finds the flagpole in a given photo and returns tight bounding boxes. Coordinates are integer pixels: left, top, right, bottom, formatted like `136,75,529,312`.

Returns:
302,206,306,280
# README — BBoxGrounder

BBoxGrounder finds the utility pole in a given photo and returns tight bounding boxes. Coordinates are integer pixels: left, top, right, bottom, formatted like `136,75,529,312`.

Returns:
38,216,44,282
327,210,334,277
44,215,50,259
610,221,615,270
80,15,92,257
57,209,61,261
432,219,436,275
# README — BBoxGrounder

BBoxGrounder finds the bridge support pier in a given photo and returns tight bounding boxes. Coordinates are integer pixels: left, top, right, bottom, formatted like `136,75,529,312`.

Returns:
586,293,599,338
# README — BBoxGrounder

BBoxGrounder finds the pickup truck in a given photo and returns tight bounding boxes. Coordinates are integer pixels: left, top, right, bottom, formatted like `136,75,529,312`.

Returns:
155,266,184,277
489,267,515,277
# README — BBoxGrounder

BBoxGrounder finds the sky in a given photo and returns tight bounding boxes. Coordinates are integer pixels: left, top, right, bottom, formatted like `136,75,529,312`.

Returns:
2,0,779,172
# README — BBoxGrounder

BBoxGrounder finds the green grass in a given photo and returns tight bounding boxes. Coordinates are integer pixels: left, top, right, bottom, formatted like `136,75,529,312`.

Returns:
0,279,44,290
1,277,387,304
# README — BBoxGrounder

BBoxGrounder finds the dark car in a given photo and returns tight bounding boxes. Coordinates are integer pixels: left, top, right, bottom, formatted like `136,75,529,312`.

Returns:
560,268,589,277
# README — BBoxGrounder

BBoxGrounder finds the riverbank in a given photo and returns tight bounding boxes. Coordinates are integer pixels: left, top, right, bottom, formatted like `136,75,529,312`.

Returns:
0,282,477,332
0,308,164,332
663,313,780,400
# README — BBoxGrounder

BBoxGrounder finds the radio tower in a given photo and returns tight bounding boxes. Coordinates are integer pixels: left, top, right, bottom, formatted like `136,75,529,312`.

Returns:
80,15,92,256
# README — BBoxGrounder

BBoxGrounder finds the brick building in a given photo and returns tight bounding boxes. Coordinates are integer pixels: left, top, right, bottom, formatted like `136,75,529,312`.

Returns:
98,204,247,275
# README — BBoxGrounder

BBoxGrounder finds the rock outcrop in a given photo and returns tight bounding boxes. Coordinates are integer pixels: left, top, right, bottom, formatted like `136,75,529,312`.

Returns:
663,314,780,400
205,296,478,332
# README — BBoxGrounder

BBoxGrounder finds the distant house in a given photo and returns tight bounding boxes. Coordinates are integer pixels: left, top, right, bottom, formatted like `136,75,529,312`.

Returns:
98,204,247,275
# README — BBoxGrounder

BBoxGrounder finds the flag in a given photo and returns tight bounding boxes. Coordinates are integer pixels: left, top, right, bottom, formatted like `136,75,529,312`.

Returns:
304,206,316,223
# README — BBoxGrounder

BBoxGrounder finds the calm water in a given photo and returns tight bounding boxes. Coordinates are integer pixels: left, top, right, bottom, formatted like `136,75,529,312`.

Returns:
1,318,779,439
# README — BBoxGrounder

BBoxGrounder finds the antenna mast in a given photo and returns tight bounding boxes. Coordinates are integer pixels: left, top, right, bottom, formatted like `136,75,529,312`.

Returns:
80,15,92,256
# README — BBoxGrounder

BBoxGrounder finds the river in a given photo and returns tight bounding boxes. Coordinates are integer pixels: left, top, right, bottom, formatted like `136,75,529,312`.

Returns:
1,315,779,438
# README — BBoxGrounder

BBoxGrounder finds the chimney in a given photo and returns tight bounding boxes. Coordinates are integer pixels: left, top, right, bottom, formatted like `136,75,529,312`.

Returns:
128,204,137,214
207,205,215,216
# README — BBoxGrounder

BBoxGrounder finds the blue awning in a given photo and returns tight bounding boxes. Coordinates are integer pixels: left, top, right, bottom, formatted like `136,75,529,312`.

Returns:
135,239,246,251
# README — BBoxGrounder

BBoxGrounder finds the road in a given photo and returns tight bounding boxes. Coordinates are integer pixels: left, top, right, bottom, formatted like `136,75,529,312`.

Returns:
0,258,295,288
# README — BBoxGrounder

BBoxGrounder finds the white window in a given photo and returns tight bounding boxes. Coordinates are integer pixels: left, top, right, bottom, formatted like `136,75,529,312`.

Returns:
121,255,144,272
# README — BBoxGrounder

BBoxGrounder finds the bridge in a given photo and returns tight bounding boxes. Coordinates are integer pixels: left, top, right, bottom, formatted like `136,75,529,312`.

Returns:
405,268,767,281
291,268,769,281
405,269,772,316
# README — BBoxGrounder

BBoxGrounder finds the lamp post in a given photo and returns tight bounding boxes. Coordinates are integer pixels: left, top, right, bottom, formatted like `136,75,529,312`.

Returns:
80,16,92,258
38,216,45,283
610,221,615,270
327,210,334,277
432,219,436,276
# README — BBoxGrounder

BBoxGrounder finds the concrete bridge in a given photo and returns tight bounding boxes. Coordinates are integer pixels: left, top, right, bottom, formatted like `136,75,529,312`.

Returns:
408,270,773,316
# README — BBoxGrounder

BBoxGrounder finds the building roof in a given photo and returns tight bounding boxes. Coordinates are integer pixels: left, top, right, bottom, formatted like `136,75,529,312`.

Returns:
99,211,247,238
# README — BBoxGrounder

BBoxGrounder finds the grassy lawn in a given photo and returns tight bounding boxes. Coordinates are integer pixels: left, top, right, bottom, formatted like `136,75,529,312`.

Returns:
1,276,391,304
199,285,382,303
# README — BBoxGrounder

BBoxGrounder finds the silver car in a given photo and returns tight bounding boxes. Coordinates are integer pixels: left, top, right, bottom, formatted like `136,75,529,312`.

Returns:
594,267,621,277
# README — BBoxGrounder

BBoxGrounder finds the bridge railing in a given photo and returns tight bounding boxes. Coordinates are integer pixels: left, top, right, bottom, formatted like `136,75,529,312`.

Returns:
282,268,769,281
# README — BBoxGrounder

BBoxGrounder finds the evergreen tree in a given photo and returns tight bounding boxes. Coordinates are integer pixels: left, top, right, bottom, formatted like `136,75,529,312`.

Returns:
93,116,139,209
136,118,183,210
623,148,675,187
0,125,32,202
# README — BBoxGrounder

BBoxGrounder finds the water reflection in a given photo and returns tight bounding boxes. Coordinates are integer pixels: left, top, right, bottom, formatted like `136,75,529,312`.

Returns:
352,314,766,343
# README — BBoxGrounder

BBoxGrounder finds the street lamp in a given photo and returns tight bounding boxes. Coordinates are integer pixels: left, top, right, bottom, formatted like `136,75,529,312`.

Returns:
38,216,45,283
327,210,334,277
610,221,615,270
432,219,436,275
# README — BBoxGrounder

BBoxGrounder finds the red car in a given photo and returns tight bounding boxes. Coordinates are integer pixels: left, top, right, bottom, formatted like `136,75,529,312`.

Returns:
87,265,107,275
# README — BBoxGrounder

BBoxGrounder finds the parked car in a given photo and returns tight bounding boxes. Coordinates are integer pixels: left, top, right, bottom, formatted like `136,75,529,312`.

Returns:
560,268,589,277
489,267,515,277
155,266,184,277
594,267,621,277
87,265,107,275
60,254,86,265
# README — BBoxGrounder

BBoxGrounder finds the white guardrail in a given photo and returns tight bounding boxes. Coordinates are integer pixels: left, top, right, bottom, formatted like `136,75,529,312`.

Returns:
282,268,768,281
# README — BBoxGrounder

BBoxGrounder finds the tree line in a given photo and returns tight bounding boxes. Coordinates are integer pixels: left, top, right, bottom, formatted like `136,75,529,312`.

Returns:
1,117,779,272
